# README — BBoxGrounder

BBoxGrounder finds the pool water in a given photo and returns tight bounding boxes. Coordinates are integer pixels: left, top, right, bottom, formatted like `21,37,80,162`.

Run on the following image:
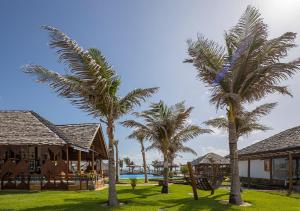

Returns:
120,174,162,179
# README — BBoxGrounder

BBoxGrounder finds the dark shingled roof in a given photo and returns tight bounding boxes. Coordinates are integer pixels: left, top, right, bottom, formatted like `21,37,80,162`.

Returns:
56,124,99,149
0,111,67,145
238,126,300,156
192,153,229,165
0,111,102,152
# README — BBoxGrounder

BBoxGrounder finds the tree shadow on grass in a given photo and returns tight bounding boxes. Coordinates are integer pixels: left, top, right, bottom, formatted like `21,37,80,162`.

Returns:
0,190,40,195
257,190,300,200
157,193,230,211
117,186,160,199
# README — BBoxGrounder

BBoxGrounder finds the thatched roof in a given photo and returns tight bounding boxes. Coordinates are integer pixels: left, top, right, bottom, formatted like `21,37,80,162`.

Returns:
0,111,68,146
238,126,300,156
56,124,99,150
192,153,229,165
0,111,105,154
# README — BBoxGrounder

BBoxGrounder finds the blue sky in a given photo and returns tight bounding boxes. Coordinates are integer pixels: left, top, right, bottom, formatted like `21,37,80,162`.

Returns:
1,0,300,165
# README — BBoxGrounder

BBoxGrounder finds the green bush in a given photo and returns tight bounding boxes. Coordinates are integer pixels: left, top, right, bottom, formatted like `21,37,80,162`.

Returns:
130,178,137,190
180,165,188,175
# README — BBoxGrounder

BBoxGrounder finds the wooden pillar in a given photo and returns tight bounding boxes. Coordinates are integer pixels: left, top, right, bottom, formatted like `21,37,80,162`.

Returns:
65,145,69,187
77,150,81,175
247,159,251,187
92,146,95,172
99,159,102,177
187,162,198,200
288,153,293,194
270,158,273,184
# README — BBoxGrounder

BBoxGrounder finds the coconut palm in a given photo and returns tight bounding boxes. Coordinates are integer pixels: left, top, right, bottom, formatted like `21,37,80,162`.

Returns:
204,102,277,138
185,6,300,204
122,101,211,193
127,129,149,183
23,26,158,207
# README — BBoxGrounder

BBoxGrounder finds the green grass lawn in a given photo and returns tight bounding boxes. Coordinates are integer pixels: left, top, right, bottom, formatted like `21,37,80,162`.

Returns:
0,185,300,211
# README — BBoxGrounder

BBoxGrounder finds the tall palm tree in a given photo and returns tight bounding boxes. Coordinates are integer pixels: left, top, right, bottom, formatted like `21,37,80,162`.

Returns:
123,101,211,193
127,129,149,183
204,103,277,138
24,26,158,207
185,6,300,205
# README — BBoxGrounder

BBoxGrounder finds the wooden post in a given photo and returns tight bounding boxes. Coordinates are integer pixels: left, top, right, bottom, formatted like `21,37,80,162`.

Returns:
92,146,95,172
270,158,273,184
99,159,102,177
77,150,81,175
66,145,69,186
247,159,251,187
288,152,293,194
187,162,198,200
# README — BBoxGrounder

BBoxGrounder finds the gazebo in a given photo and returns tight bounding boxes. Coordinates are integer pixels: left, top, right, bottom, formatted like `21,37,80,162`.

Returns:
191,152,230,177
0,110,108,191
152,161,179,175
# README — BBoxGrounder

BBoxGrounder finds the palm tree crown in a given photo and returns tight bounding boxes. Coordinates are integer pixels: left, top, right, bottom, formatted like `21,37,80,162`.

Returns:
122,101,212,193
204,102,277,138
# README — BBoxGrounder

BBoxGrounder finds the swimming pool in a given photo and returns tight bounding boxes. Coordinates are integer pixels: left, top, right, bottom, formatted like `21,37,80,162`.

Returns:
120,174,162,179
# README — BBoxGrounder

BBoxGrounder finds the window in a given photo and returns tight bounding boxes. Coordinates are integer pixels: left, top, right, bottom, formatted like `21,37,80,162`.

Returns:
264,160,270,171
272,158,288,180
29,160,35,171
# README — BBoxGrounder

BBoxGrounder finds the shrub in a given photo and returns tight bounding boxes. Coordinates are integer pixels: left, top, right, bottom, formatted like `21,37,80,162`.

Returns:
130,178,137,190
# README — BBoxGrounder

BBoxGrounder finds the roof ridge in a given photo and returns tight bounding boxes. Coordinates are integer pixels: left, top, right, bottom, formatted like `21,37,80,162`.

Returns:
28,111,69,145
56,123,99,126
0,110,32,113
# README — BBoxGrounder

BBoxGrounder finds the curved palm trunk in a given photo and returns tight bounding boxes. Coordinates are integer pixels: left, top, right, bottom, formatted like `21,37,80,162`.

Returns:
107,122,119,207
161,154,169,193
228,106,243,205
141,143,148,183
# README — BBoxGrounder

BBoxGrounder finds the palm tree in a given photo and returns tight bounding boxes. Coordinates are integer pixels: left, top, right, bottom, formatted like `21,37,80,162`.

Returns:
185,6,300,205
127,129,149,183
204,103,277,138
123,101,211,193
24,26,158,207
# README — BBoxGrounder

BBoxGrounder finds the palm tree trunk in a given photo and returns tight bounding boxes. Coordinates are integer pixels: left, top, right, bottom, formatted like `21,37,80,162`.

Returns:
107,122,119,207
228,105,243,205
115,142,119,183
161,154,169,193
141,144,148,183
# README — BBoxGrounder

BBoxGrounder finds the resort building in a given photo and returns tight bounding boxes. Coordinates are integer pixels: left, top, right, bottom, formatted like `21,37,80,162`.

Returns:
238,126,300,191
0,110,108,191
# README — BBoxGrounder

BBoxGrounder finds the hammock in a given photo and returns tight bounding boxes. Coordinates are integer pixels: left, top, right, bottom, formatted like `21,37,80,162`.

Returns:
196,176,224,191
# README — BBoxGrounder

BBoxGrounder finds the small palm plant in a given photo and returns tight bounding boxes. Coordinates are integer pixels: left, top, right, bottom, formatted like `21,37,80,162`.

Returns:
130,178,137,190
122,101,211,193
24,26,158,207
185,6,300,204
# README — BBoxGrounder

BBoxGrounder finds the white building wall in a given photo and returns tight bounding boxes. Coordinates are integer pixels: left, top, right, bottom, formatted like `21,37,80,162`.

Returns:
239,159,270,179
250,160,270,179
239,160,248,177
